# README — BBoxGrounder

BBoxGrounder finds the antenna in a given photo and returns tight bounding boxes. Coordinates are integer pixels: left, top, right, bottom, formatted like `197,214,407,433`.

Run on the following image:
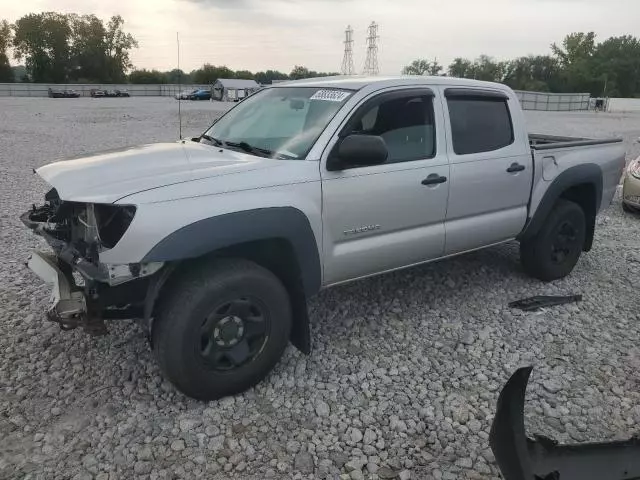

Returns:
177,32,182,140
362,21,380,76
341,25,355,75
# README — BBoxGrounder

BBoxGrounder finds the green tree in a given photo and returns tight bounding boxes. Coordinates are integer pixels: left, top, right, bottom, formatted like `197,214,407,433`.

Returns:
103,15,137,82
69,14,107,82
289,65,310,79
13,12,72,82
502,55,561,91
473,55,506,82
447,55,505,82
592,36,640,97
448,58,475,78
402,59,442,76
254,70,288,84
11,65,27,81
165,68,189,84
128,69,167,83
551,32,596,67
191,64,234,84
0,19,13,82
234,69,254,80
12,12,136,83
551,32,598,93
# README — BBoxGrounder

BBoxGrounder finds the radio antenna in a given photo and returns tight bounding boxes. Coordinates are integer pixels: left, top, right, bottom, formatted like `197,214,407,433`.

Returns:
177,32,183,140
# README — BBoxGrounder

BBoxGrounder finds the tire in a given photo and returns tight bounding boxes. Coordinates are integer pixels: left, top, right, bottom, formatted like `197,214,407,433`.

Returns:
152,258,292,400
520,199,586,281
622,202,637,213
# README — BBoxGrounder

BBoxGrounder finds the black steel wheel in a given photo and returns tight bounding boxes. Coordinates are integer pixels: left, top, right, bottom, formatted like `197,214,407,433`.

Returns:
198,297,269,371
520,199,586,281
153,259,292,400
550,221,578,265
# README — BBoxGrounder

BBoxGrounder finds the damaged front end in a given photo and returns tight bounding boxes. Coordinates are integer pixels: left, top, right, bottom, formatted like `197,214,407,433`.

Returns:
22,188,163,334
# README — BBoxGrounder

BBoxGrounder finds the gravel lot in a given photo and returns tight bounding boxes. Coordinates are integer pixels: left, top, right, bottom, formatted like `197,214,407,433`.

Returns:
1,97,640,480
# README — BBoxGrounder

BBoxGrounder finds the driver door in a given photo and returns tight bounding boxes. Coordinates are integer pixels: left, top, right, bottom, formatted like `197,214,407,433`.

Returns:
320,88,450,285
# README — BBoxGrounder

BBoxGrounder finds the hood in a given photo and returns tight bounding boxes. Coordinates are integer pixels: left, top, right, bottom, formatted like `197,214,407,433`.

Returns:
36,141,276,203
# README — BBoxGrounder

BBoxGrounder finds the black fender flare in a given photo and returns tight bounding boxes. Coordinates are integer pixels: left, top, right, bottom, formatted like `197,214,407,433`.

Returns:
518,163,602,244
141,207,321,354
490,367,640,480
141,207,321,297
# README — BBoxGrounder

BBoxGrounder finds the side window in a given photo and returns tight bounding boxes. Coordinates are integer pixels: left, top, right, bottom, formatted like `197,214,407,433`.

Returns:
346,94,436,163
447,97,514,155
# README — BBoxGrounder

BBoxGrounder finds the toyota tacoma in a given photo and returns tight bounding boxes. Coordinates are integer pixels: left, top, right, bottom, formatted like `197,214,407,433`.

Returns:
22,76,626,400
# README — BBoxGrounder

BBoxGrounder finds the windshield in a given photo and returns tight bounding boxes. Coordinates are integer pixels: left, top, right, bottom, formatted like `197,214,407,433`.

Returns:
203,86,353,159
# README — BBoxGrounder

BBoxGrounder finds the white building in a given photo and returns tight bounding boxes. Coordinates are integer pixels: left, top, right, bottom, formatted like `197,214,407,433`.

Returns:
212,78,260,102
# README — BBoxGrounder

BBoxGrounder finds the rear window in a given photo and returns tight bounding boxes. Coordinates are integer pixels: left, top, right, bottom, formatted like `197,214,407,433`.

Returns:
447,98,514,155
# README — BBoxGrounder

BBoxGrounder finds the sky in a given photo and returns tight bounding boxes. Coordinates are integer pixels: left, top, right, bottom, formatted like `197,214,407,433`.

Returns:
4,0,639,75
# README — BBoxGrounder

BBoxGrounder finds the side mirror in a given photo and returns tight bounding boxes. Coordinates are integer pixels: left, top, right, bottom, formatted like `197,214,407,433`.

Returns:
327,134,388,171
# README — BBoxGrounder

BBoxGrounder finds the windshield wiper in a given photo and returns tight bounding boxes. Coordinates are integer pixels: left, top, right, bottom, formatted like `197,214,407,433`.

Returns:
200,134,224,146
201,137,298,159
224,141,275,158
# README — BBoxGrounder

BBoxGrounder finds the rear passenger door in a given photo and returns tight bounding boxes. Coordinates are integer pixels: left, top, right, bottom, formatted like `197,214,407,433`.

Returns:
321,88,450,285
442,88,532,255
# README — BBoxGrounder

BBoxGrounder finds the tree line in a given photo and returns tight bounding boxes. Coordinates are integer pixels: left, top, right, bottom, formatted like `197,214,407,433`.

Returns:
128,65,339,86
0,13,137,83
403,32,640,98
2,14,640,97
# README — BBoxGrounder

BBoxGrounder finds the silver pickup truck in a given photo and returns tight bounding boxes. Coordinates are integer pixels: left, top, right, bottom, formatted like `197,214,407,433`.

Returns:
22,76,626,400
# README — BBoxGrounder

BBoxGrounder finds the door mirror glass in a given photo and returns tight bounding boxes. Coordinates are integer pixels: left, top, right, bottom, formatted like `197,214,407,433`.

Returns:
328,134,388,170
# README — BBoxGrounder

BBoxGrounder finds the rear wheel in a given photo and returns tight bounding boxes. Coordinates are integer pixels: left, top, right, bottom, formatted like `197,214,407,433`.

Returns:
152,258,292,400
520,199,586,281
622,202,637,213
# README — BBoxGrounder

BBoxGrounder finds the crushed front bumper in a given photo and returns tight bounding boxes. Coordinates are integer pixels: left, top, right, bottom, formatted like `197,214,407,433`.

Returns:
27,251,89,330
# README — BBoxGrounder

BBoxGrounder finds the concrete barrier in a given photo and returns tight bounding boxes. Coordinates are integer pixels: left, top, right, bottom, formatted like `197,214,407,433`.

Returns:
607,98,640,113
0,83,210,97
514,90,590,111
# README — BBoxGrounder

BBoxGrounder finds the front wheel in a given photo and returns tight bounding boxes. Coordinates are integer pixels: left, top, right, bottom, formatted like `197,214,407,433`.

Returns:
152,259,292,400
520,199,586,281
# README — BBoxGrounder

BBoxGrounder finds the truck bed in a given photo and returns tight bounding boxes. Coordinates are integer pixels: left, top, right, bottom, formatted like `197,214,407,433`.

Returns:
529,133,623,151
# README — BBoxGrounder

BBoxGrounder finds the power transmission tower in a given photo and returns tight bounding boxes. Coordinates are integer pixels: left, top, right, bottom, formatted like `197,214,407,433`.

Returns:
362,21,379,76
341,25,355,75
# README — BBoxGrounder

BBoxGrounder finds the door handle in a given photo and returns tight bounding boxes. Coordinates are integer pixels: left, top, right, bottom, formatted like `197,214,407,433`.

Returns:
421,174,448,186
507,163,525,173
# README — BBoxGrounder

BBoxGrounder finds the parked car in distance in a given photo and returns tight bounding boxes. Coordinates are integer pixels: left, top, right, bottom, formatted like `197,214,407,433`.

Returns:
189,89,212,100
176,89,197,100
48,88,80,98
23,76,626,401
115,89,130,97
622,154,640,212
90,89,105,98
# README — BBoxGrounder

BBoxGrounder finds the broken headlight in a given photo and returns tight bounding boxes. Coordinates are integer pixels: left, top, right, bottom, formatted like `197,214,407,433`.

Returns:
93,204,136,249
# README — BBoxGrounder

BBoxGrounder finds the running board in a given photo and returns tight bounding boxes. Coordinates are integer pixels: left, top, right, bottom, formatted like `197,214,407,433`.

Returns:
490,367,640,480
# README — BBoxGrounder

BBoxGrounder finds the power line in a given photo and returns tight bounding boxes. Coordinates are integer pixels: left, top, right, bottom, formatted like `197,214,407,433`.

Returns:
362,21,380,76
341,25,355,75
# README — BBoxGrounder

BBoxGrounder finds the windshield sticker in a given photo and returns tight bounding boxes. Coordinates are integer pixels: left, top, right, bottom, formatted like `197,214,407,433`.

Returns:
310,90,352,102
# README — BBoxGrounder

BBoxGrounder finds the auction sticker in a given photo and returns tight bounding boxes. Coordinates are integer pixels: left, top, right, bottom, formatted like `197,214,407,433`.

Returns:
310,90,352,102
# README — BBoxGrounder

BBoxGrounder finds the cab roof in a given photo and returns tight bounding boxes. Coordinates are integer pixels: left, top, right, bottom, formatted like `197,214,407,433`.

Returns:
270,75,511,93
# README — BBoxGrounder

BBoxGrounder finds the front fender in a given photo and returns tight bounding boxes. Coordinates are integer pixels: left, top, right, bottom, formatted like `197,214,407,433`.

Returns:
141,207,321,297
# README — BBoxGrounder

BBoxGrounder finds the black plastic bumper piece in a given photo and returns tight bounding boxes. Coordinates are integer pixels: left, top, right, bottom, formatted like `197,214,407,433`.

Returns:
490,367,640,480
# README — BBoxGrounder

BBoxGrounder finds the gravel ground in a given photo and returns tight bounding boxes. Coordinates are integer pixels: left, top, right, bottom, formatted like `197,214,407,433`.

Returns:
1,97,639,480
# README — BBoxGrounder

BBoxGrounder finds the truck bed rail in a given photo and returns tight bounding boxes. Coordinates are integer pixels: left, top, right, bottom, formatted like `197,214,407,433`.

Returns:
530,133,623,151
